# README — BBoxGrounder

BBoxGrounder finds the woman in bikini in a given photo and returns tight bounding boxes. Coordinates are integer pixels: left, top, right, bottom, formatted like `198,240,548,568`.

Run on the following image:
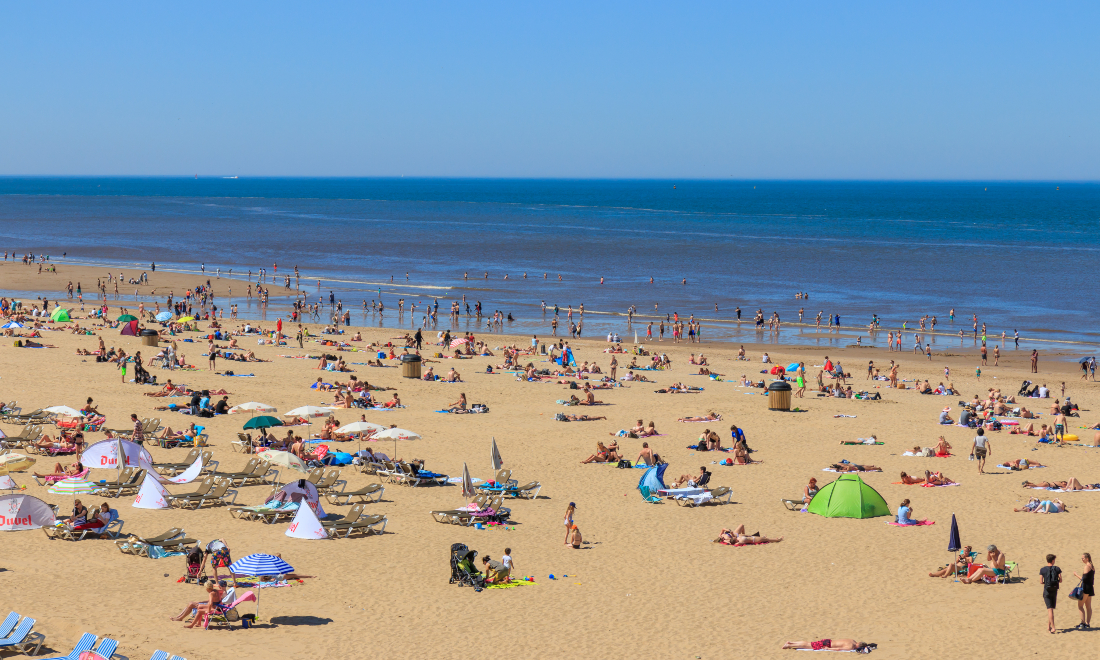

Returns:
935,436,952,457
900,471,926,485
580,442,611,464
715,524,783,545
638,421,658,437
678,412,720,423
1023,478,1098,491
35,461,84,480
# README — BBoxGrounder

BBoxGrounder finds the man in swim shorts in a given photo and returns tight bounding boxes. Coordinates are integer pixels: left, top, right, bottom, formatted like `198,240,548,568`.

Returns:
781,639,875,652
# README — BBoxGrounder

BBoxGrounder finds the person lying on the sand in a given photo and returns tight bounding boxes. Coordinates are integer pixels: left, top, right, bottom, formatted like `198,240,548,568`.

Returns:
561,414,607,421
781,639,874,652
1003,458,1045,470
829,463,881,472
899,471,925,484
678,412,721,422
930,545,974,577
840,435,879,445
715,524,783,545
35,461,84,479
1014,497,1043,512
580,442,611,464
1023,478,1099,491
924,470,956,485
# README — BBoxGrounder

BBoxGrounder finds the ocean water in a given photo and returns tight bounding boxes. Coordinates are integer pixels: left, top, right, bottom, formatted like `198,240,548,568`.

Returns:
0,177,1097,350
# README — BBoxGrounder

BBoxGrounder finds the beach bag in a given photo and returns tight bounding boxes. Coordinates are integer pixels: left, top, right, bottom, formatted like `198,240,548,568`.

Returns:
554,413,567,421
616,460,631,469
1069,581,1084,600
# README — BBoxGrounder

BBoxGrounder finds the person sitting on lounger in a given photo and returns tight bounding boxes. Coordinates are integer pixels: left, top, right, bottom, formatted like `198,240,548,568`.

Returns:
930,545,974,577
35,461,83,480
802,478,819,504
34,434,76,452
580,442,611,464
716,524,783,545
173,581,226,627
781,639,874,652
678,411,721,422
961,545,1007,583
673,466,709,488
71,502,112,537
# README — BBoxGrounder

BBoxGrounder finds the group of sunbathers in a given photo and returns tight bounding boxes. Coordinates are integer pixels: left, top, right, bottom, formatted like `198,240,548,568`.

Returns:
899,470,956,485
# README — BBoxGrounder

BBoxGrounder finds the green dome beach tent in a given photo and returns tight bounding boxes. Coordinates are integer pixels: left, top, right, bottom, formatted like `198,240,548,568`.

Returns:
49,308,70,323
807,474,890,519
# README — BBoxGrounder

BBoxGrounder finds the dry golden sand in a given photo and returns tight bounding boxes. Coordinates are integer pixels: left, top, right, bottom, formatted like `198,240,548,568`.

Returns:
2,264,1100,659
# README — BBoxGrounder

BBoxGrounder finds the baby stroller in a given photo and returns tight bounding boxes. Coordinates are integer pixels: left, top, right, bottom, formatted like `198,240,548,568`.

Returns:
184,546,207,584
1017,380,1033,396
449,543,484,590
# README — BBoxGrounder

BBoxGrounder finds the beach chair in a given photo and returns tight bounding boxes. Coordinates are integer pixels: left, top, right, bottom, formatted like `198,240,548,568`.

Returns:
321,503,365,529
89,637,118,659
115,528,185,554
326,482,384,505
782,498,807,511
217,458,261,485
90,467,135,496
70,509,125,540
675,486,732,506
150,651,189,660
38,631,97,659
134,534,198,557
166,476,215,502
34,468,90,487
508,482,542,499
312,468,347,495
232,433,252,453
0,616,44,656
330,513,387,538
114,469,146,497
203,590,257,630
1001,561,1019,584
0,613,19,640
171,477,237,509
155,448,200,471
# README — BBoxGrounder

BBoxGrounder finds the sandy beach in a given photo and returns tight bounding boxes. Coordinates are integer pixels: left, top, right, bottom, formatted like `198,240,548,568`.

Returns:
2,262,1099,660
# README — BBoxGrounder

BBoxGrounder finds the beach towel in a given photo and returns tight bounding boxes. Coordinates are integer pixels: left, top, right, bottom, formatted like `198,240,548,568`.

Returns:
716,539,775,547
484,579,536,589
920,482,959,488
996,464,1045,470
833,414,857,418
887,520,935,526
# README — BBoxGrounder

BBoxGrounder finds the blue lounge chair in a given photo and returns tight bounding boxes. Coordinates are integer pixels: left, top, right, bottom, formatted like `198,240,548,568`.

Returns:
0,612,19,639
39,632,97,659
92,637,119,658
0,616,45,656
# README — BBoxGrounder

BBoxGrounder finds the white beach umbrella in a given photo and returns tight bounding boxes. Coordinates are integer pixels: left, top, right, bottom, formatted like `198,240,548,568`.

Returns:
257,449,309,475
336,421,385,435
284,406,334,419
373,427,420,456
44,405,84,417
229,402,277,415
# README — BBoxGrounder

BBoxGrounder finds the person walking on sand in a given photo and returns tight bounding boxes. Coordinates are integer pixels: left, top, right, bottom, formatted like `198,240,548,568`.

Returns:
1041,554,1062,634
563,502,575,545
971,428,990,474
1073,553,1094,629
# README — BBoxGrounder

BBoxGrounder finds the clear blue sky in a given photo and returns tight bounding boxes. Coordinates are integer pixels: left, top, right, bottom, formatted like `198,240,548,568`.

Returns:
1,2,1096,179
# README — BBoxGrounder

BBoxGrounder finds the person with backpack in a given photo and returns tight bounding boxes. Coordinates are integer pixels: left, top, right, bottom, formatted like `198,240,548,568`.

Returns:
1040,554,1062,634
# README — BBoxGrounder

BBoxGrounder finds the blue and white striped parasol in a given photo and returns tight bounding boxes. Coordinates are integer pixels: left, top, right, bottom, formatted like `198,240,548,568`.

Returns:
228,553,293,576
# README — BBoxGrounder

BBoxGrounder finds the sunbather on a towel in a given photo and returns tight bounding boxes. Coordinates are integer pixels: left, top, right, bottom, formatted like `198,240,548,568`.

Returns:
715,525,783,545
1013,497,1066,512
678,411,720,422
899,471,925,485
580,442,611,464
781,639,875,652
1023,478,1099,491
830,463,881,473
925,470,956,486
561,414,606,422
1003,458,1045,470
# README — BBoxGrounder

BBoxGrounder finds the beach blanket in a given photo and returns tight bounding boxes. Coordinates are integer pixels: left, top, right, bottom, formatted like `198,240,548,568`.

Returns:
887,520,935,527
1026,487,1100,492
902,451,952,457
823,468,880,473
833,414,857,418
484,579,536,589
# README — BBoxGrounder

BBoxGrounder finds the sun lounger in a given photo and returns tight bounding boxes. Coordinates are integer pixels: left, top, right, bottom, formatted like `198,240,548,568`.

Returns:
0,616,45,656
782,498,807,511
321,503,365,528
132,535,198,557
115,528,185,554
312,468,347,495
0,613,19,639
675,486,732,506
150,651,188,660
329,513,387,538
326,482,384,505
34,468,91,487
88,638,118,659
170,477,237,508
155,448,200,471
96,469,145,498
38,632,97,660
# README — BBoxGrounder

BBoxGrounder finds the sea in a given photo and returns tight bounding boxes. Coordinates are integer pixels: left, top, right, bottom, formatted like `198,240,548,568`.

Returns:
1,177,1097,353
